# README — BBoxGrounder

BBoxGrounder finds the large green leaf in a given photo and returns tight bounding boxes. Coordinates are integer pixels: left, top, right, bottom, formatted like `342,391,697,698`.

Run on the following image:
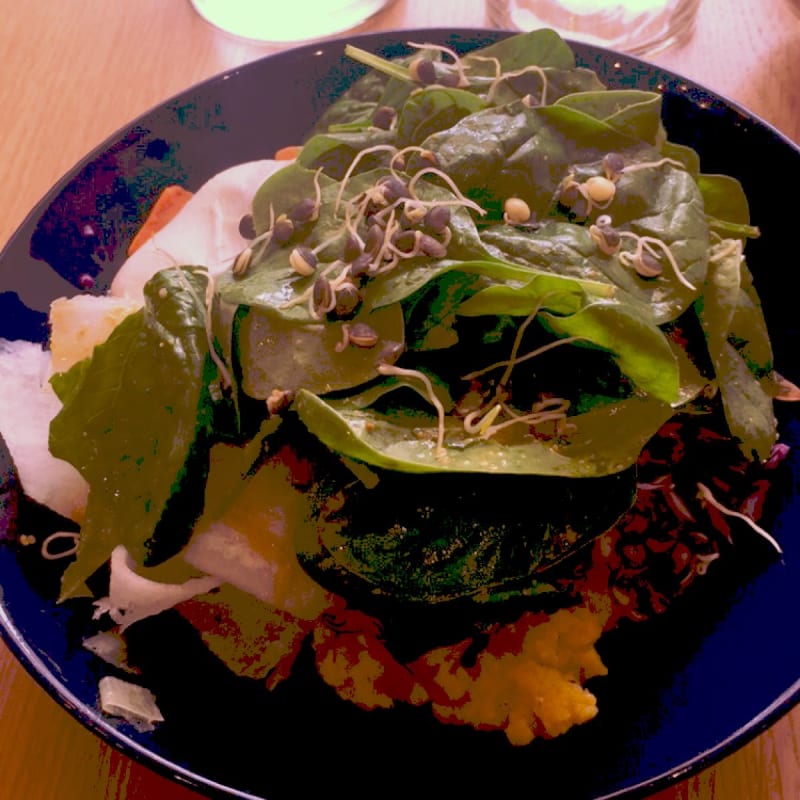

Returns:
297,462,636,605
49,268,225,599
235,301,405,399
293,388,675,477
396,86,487,147
696,245,776,460
554,90,664,144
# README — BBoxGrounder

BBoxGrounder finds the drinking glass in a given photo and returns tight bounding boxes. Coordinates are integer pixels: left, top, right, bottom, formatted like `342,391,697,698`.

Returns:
486,0,701,55
190,0,395,44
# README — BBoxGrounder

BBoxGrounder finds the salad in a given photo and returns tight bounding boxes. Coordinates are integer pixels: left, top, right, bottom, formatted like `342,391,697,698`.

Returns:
0,29,793,744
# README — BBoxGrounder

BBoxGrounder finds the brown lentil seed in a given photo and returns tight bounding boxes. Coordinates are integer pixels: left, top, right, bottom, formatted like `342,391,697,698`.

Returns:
558,181,581,207
289,245,317,276
392,229,418,253
312,276,333,315
634,250,663,278
289,197,319,224
348,323,379,348
349,252,374,282
364,223,385,256
238,213,257,240
418,233,448,258
436,69,460,88
603,152,626,180
423,205,451,233
379,175,411,203
272,215,295,245
232,247,254,277
372,105,397,130
419,149,439,167
332,283,362,318
343,232,363,262
409,56,437,85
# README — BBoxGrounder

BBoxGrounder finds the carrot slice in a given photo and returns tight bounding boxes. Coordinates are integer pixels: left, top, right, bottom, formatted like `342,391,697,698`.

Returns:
274,145,303,161
127,185,194,255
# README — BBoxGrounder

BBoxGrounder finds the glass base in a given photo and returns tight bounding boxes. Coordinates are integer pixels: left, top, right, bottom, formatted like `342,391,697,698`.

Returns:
486,0,699,56
190,0,394,44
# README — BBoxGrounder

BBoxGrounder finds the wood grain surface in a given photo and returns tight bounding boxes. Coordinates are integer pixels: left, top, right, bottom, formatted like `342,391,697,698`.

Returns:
0,1,798,798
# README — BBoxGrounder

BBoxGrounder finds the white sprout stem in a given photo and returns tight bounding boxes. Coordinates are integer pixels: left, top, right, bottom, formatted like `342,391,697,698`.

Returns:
389,146,427,178
462,403,503,435
498,302,545,389
407,167,486,216
370,196,410,226
377,363,447,459
41,531,80,561
312,167,323,216
709,238,742,264
697,481,783,555
487,64,549,106
334,144,398,215
202,271,234,390
172,266,234,390
342,202,366,249
463,335,585,381
370,211,401,274
621,157,686,175
618,231,697,291
482,409,567,439
407,41,469,87
279,261,342,311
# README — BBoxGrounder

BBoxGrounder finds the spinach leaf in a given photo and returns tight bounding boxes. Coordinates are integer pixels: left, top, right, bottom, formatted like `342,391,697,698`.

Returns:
417,100,651,220
251,162,336,235
293,388,676,478
541,299,679,403
298,464,636,606
461,28,577,73
554,90,664,144
234,301,405,399
696,244,776,459
49,268,226,600
308,68,390,134
480,214,704,326
480,67,606,108
396,86,486,147
298,130,396,179
457,277,680,403
402,270,485,351
697,173,761,239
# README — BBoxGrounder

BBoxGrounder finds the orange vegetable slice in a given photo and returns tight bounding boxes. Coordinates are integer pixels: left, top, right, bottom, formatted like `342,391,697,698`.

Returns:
274,145,303,161
127,185,194,255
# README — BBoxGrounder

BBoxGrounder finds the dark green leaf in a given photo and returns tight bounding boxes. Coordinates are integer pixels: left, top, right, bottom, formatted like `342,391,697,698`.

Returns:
293,388,676,477
50,268,224,599
696,245,777,459
298,464,636,605
396,86,486,147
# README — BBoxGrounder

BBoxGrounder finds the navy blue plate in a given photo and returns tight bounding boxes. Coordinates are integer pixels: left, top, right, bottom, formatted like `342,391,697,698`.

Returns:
1,29,798,800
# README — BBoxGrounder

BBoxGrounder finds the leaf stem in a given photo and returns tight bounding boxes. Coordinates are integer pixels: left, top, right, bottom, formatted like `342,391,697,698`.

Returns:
344,45,412,83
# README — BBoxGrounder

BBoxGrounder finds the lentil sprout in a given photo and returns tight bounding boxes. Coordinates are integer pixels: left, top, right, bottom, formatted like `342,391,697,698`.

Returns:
238,213,257,240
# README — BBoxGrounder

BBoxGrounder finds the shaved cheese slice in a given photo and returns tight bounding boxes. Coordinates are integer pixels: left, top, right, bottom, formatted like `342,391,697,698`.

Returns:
0,339,89,521
83,631,139,674
98,675,164,732
110,159,287,301
93,545,222,631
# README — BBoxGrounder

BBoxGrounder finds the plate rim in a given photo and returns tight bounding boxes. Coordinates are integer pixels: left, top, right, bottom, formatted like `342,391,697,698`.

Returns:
1,25,799,800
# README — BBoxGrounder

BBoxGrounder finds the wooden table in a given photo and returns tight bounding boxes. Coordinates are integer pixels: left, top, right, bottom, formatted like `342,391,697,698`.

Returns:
0,1,798,797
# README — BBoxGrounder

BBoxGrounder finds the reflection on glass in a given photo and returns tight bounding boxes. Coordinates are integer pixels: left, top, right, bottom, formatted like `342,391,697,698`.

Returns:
486,0,700,55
